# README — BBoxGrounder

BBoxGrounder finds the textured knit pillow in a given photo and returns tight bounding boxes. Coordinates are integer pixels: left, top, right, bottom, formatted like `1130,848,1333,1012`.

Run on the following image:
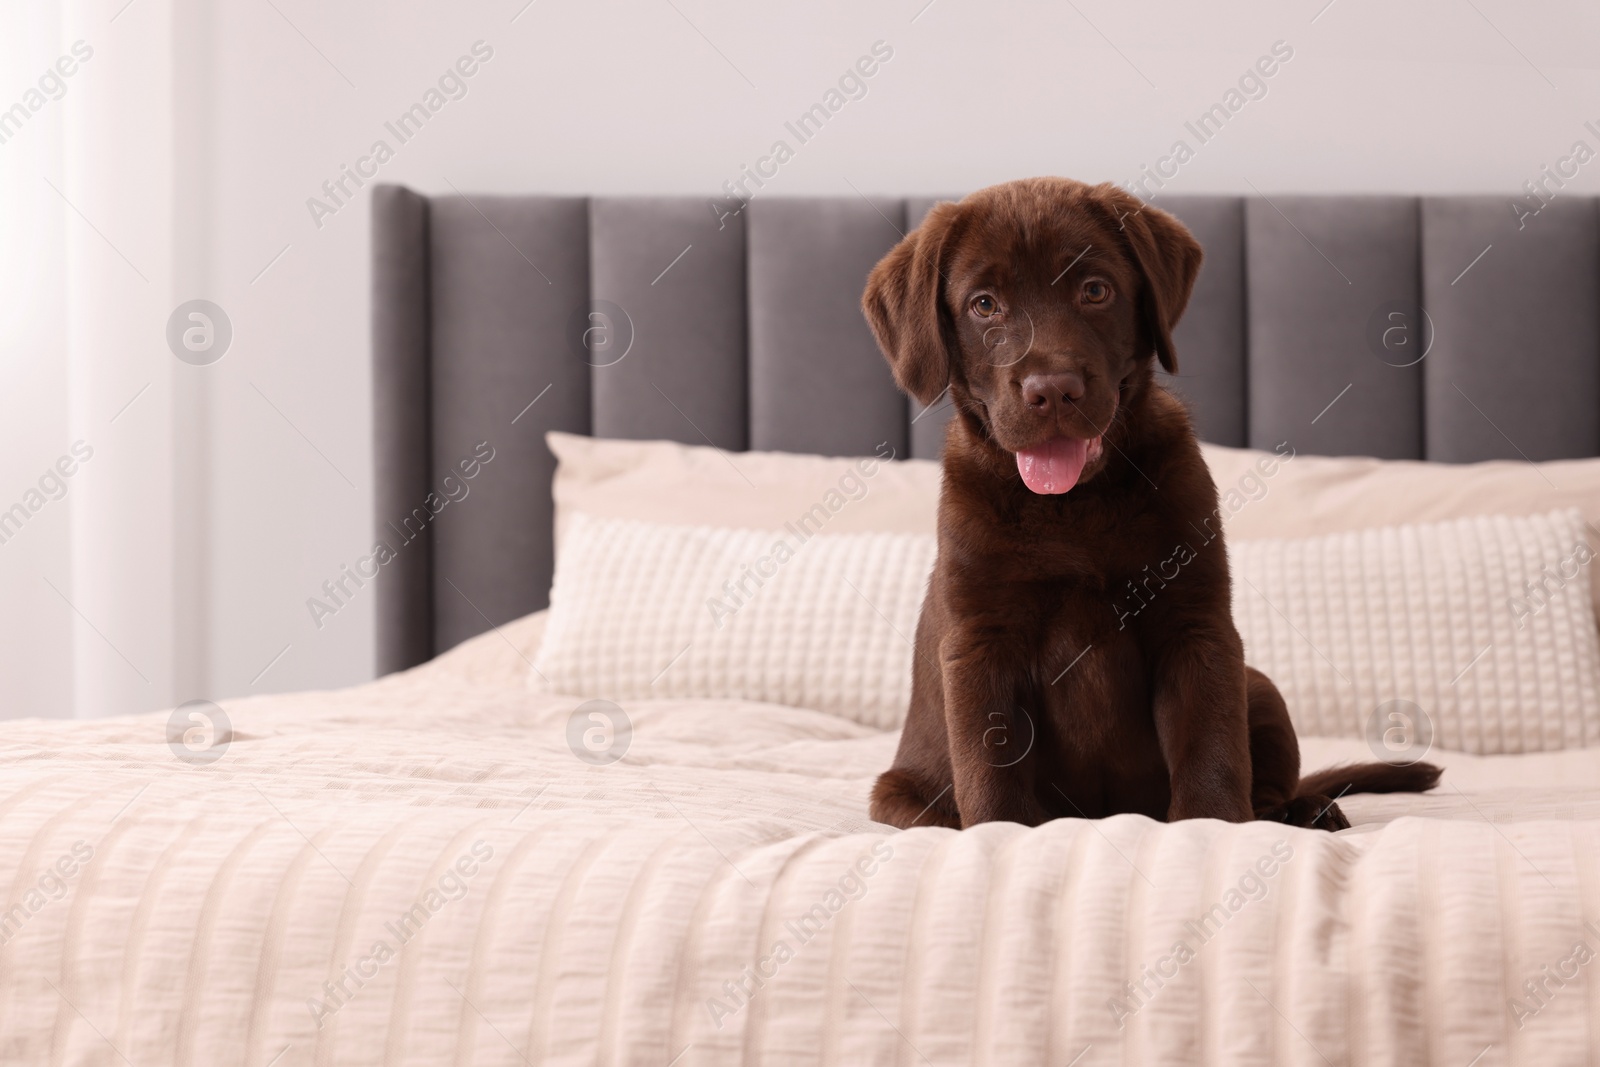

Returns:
1232,508,1600,754
531,513,937,728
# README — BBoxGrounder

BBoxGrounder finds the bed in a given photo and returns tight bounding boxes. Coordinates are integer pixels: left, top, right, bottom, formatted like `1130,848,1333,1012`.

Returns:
7,188,1600,1064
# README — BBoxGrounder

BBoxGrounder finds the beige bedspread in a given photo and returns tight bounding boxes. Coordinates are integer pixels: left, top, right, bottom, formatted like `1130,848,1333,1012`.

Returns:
1,612,1597,1065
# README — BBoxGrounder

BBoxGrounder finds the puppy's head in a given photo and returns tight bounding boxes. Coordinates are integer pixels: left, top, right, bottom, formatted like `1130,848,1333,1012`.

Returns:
863,178,1201,495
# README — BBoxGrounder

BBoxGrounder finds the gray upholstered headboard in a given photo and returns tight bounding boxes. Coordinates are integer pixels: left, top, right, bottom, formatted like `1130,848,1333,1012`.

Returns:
370,185,1600,673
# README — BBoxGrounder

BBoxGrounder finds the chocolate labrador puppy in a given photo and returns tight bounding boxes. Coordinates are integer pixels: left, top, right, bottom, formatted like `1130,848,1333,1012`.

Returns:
864,177,1440,832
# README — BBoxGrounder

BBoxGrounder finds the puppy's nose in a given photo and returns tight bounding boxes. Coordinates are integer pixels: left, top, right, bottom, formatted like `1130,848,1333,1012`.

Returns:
1021,371,1087,415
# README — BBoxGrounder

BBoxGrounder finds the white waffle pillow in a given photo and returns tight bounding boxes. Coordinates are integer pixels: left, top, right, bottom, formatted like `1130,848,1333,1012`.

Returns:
1232,508,1600,754
531,513,936,728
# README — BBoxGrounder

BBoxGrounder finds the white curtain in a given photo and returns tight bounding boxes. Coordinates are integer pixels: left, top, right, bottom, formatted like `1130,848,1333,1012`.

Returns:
1,0,210,718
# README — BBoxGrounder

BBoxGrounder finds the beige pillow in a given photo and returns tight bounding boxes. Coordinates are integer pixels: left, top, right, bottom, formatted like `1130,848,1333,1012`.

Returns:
1202,442,1600,617
532,513,936,727
1231,509,1600,753
547,432,940,560
547,432,1600,614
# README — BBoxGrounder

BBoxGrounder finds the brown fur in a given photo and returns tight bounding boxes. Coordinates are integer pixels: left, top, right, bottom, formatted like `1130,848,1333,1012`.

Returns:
862,177,1441,832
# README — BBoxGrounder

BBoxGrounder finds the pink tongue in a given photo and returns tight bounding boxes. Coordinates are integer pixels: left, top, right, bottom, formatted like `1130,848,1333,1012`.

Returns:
1017,436,1093,494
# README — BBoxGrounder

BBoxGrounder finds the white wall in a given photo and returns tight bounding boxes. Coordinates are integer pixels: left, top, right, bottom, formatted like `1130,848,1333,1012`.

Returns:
5,0,1600,716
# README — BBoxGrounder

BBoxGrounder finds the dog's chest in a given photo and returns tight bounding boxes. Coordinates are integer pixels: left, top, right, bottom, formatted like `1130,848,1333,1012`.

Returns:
1032,623,1160,763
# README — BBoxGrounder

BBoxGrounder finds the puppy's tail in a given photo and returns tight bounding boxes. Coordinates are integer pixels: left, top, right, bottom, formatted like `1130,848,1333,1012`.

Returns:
1296,761,1442,799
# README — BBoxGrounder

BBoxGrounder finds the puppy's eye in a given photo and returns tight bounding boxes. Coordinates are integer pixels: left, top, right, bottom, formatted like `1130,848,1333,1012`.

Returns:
970,295,998,318
1081,280,1112,305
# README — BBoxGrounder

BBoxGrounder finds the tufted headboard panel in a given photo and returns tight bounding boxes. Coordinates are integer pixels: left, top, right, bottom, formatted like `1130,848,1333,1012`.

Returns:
371,185,1600,672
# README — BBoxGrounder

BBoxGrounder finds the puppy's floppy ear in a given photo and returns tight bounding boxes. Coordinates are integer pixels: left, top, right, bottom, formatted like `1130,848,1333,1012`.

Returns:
1093,185,1203,374
862,202,960,405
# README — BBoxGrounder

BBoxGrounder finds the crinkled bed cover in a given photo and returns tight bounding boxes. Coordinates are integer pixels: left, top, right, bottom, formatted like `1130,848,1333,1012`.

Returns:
4,614,1600,1066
